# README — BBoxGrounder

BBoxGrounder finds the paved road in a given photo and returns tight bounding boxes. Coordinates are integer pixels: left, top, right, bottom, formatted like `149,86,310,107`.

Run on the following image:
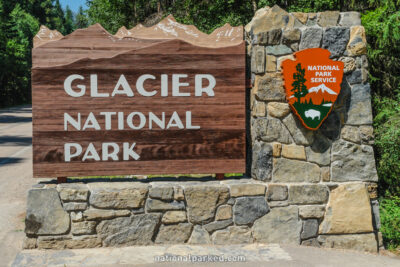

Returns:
2,105,400,267
12,243,400,267
0,105,37,267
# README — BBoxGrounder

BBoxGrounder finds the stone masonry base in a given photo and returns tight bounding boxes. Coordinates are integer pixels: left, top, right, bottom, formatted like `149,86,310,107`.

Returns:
24,179,381,252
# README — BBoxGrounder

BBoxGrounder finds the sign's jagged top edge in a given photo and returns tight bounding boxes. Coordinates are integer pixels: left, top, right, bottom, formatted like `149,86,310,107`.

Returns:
33,15,244,49
32,37,244,69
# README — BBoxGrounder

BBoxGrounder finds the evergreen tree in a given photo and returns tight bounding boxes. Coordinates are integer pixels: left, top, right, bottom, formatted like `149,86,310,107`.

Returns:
291,63,308,103
63,5,74,34
52,0,65,34
0,4,39,107
75,6,89,29
29,0,54,26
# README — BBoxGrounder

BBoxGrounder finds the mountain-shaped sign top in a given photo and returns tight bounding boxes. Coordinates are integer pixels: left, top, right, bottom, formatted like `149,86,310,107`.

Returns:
282,48,344,130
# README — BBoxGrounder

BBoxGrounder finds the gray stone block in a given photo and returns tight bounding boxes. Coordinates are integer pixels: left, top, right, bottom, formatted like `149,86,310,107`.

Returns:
63,202,87,211
299,27,323,50
155,223,193,244
346,69,362,85
212,226,253,245
146,199,185,212
254,29,283,45
203,219,233,233
306,133,331,166
83,208,130,221
331,139,378,182
251,141,273,181
265,45,292,56
97,213,161,246
255,73,286,101
318,234,378,253
259,117,292,144
322,27,350,58
268,29,283,45
283,114,314,145
339,12,361,27
299,205,325,219
25,188,70,235
318,11,340,27
318,111,341,140
72,221,97,235
301,219,319,239
251,46,265,74
233,197,269,225
184,185,229,224
88,183,148,209
266,184,288,201
57,184,89,202
288,185,329,204
282,29,301,44
346,84,373,125
371,200,381,230
188,225,211,244
273,158,320,183
253,206,302,245
149,186,174,201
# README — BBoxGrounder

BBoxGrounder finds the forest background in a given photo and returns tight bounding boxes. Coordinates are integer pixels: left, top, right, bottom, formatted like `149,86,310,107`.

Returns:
0,0,399,252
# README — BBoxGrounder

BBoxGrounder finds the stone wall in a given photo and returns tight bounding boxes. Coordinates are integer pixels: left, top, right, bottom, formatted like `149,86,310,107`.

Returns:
24,6,381,253
24,178,380,252
246,5,380,252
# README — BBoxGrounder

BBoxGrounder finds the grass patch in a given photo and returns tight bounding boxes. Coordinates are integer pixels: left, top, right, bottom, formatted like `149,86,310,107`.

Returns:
380,196,400,250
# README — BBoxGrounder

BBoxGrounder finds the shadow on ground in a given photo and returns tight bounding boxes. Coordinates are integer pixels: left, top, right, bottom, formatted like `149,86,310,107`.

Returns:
0,136,32,146
0,157,24,166
0,115,32,124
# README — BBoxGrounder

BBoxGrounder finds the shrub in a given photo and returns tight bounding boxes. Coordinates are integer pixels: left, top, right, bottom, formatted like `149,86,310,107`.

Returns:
380,196,400,249
373,95,400,197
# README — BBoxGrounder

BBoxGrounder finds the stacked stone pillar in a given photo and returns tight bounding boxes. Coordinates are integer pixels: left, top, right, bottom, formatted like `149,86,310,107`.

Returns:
247,5,380,251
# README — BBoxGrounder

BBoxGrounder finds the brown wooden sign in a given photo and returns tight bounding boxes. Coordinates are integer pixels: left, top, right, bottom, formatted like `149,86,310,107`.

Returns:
32,16,246,178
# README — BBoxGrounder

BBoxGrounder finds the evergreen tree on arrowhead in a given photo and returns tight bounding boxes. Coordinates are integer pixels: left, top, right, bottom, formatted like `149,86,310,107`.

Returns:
291,63,308,103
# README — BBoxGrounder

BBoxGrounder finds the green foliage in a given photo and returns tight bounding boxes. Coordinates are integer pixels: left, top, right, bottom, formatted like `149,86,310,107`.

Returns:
86,0,121,33
168,0,255,33
75,6,89,29
86,0,255,34
63,6,75,34
373,95,400,197
362,0,400,198
85,0,374,34
0,4,39,107
0,0,87,108
362,3,400,98
51,0,65,33
380,196,400,249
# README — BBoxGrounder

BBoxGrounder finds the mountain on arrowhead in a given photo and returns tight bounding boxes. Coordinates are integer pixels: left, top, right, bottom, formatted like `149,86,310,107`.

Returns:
302,83,337,105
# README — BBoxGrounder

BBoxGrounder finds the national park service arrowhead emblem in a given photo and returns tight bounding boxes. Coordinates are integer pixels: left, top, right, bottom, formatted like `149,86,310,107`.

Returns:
282,48,344,130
